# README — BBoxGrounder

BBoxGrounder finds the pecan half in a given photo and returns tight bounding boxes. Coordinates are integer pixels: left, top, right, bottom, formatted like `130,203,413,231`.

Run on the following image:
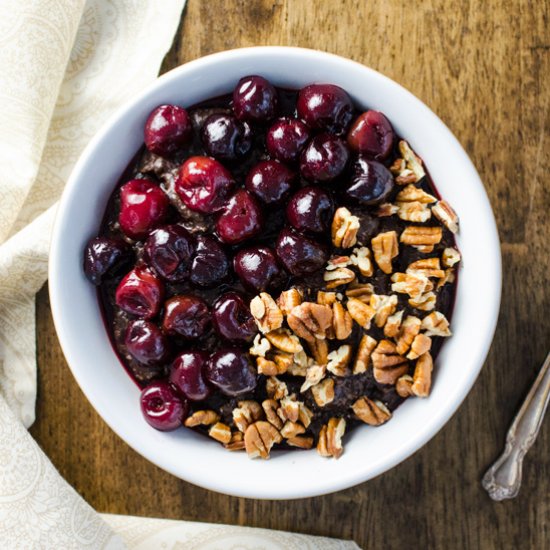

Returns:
421,311,452,337
442,247,461,268
287,302,333,342
350,246,374,276
432,200,459,233
406,334,432,360
332,207,360,248
317,418,346,458
262,399,284,430
323,266,356,289
332,301,353,340
265,328,303,353
232,400,263,433
311,378,335,407
397,140,426,183
287,436,314,449
209,422,232,444
395,315,422,355
250,293,283,333
396,201,431,223
391,272,433,301
244,421,282,459
352,397,392,425
327,344,352,376
249,333,271,357
317,290,338,305
307,337,329,365
396,374,415,398
396,184,437,204
372,340,409,384
184,410,220,427
406,257,445,279
347,297,376,329
371,230,399,274
345,283,374,303
400,225,442,246
412,352,433,397
384,310,404,338
277,287,303,315
353,334,377,374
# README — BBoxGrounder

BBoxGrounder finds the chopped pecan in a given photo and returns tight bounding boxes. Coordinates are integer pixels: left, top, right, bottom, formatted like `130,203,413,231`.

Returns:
224,431,246,451
372,340,409,384
442,247,461,268
298,402,314,428
326,255,352,270
324,266,356,289
249,333,271,357
244,421,282,459
332,207,360,248
332,301,353,340
287,435,314,449
396,184,437,204
256,356,284,376
352,397,392,425
287,302,333,342
265,328,303,353
209,422,232,444
407,257,445,279
345,282,374,302
327,344,352,376
353,334,378,374
400,225,442,246
262,399,284,430
396,201,432,223
437,268,456,289
300,364,327,393
432,200,459,233
397,140,426,182
317,290,338,305
384,310,404,338
271,351,295,372
409,291,436,311
371,231,399,274
406,334,432,360
317,418,346,459
232,400,263,433
184,410,220,427
396,374,415,398
349,246,374,276
288,350,310,376
347,297,376,329
307,337,329,365
277,287,303,315
266,376,288,400
395,315,422,355
277,395,300,423
412,352,433,397
370,294,398,328
421,311,452,337
414,244,435,254
311,378,335,407
377,202,400,217
391,272,433,300
250,293,283,333
280,421,306,439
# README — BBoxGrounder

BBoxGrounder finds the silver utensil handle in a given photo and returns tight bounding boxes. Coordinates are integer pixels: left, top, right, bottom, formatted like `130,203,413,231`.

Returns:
482,351,550,501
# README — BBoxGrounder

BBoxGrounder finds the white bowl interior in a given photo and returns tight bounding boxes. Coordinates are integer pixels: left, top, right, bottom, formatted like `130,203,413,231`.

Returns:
49,47,501,499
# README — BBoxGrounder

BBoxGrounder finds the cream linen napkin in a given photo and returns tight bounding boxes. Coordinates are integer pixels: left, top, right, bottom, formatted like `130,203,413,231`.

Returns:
0,1,360,548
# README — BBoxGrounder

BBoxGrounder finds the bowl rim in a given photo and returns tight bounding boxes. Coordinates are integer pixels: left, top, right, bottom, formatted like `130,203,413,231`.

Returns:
49,46,502,499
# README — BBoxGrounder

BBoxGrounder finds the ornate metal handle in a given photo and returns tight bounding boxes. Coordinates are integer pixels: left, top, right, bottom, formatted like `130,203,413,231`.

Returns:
482,351,550,500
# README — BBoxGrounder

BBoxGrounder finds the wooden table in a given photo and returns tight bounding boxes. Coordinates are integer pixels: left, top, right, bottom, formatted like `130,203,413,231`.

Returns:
31,1,550,548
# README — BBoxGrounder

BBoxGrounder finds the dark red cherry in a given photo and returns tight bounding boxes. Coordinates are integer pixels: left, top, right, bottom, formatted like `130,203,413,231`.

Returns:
200,113,252,161
205,349,257,396
140,381,187,431
118,179,169,240
346,157,394,205
266,117,310,163
143,225,195,282
176,156,235,213
245,160,296,205
300,133,349,182
189,235,229,287
144,104,192,157
275,227,328,277
83,236,133,285
212,292,257,343
297,84,353,135
169,351,211,401
234,246,285,293
233,75,277,122
115,268,163,319
286,187,334,234
347,110,395,159
125,319,170,366
162,295,210,340
216,190,263,245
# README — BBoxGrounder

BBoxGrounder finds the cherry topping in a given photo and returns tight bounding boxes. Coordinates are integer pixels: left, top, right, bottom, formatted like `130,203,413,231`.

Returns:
297,84,353,134
162,295,211,340
143,225,195,282
144,105,192,157
115,268,163,319
300,133,349,182
234,246,285,293
212,292,257,343
275,227,328,277
216,190,263,245
347,110,395,159
176,156,234,214
266,117,310,164
346,157,394,205
140,381,187,431
189,235,229,287
233,75,277,122
83,236,133,285
118,179,169,240
286,187,334,234
125,319,170,366
206,349,257,396
169,351,211,401
200,113,252,161
245,160,296,205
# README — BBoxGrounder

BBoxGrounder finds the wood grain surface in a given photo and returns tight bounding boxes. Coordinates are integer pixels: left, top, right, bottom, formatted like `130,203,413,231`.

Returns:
31,1,550,548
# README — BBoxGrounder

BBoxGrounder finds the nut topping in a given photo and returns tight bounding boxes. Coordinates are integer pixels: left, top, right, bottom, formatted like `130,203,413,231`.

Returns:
396,140,426,183
400,225,443,247
326,255,352,270
345,283,374,303
307,337,329,365
323,266,356,289
396,184,437,204
442,247,461,268
317,291,338,305
287,436,314,449
317,418,346,459
249,334,271,357
372,340,409,384
421,311,452,337
396,201,432,223
332,301,353,340
327,344,352,376
349,246,374,276
395,315,422,355
280,421,306,439
377,202,400,217
353,334,378,374
250,293,283,333
332,207,360,248
371,231,399,274
391,272,432,300
311,378,335,407
298,402,314,428
352,397,392,425
244,421,283,459
287,302,333,342
396,374,415,398
278,395,300,423
262,399,284,430
411,352,433,397
232,400,263,433
409,291,436,311
224,432,246,451
384,310,404,338
209,422,232,444
370,294,398,328
432,200,459,233
184,410,220,427
266,376,288,400
406,257,445,279
277,287,303,315
300,364,327,393
256,356,284,376
406,334,432,360
347,297,376,329
265,328,303,353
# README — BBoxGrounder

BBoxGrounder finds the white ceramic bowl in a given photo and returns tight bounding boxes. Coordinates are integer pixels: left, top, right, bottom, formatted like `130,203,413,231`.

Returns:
49,47,501,499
